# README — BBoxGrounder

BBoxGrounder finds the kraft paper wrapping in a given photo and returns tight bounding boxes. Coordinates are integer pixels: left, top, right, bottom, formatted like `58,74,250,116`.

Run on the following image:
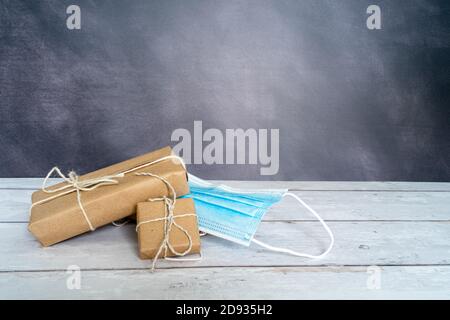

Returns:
137,198,200,259
29,146,189,246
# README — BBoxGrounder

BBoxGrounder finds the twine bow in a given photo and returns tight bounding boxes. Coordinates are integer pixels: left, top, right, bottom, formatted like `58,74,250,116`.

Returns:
30,155,186,231
135,172,198,271
31,167,124,231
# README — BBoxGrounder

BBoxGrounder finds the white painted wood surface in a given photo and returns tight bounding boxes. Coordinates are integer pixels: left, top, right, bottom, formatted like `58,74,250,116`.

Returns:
2,266,450,300
0,179,449,299
2,178,449,191
3,189,450,222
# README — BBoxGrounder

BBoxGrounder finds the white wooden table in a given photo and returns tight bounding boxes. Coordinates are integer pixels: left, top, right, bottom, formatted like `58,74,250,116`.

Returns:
0,179,449,299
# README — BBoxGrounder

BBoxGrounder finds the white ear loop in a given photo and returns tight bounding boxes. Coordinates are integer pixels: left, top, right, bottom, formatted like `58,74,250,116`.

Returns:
252,192,334,259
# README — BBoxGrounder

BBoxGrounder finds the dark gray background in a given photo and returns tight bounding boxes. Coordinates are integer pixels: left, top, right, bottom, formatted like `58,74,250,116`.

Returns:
1,0,449,180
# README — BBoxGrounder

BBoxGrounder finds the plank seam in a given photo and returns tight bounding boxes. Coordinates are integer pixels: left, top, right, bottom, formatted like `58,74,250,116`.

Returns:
2,220,450,224
1,263,450,273
2,187,450,192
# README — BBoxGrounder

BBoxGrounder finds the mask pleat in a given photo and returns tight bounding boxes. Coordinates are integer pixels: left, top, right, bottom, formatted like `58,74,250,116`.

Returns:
185,175,287,246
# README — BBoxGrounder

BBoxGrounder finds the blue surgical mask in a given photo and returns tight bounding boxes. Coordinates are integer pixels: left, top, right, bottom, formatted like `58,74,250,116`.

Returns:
183,174,334,259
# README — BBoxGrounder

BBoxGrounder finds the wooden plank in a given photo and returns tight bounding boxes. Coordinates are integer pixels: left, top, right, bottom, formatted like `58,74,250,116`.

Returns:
0,189,32,222
1,178,450,192
1,266,449,299
2,189,449,222
216,181,450,192
1,221,449,271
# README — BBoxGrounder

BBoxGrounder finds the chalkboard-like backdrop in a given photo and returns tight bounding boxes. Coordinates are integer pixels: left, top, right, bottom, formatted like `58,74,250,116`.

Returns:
0,0,449,180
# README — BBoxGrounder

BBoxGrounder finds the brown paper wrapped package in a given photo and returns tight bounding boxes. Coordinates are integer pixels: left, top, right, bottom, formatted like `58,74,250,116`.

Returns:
137,198,200,259
29,146,189,246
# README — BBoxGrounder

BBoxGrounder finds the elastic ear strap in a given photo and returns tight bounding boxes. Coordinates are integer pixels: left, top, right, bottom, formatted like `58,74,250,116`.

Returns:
251,192,334,259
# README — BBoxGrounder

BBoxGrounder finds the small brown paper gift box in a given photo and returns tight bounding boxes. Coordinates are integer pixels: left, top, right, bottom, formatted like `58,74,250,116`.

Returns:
29,146,189,247
137,198,200,260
